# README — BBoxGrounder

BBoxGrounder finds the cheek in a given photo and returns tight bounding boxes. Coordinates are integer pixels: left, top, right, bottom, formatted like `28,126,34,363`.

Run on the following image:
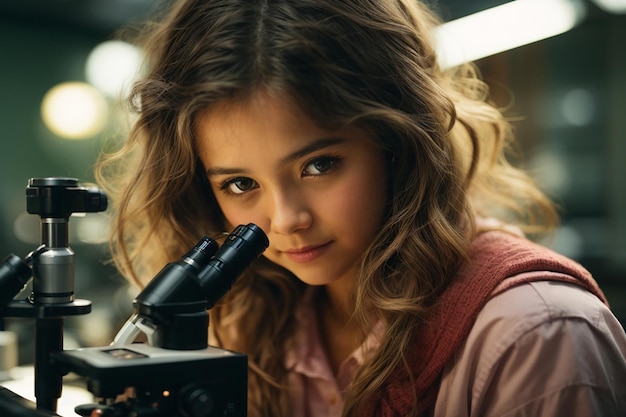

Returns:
327,177,387,231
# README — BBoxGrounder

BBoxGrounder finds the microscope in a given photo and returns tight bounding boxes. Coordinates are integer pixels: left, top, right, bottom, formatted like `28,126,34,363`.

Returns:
0,177,268,417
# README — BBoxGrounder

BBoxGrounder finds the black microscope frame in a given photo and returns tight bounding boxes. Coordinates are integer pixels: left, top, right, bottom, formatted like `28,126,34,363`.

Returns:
0,177,266,417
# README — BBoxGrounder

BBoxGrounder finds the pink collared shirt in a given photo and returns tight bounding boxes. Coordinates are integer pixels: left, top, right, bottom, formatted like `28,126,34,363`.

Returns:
284,280,626,417
285,287,383,417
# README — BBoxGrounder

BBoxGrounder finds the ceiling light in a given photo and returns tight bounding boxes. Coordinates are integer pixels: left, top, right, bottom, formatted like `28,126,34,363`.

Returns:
434,0,588,69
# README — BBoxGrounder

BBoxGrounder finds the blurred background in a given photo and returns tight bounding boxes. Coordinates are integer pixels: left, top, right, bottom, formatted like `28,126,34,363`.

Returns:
0,0,624,369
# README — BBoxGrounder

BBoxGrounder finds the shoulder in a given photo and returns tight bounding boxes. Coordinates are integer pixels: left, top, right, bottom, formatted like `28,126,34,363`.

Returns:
464,280,623,381
480,279,606,329
435,281,626,416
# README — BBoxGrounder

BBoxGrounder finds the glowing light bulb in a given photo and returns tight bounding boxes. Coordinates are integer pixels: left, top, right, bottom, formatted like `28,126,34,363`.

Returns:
86,40,143,98
41,82,109,139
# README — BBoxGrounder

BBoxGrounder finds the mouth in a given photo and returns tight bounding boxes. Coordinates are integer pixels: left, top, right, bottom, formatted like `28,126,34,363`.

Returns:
284,242,332,263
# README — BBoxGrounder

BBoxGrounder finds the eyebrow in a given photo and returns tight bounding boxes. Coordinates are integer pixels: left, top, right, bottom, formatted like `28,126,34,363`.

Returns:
205,137,346,177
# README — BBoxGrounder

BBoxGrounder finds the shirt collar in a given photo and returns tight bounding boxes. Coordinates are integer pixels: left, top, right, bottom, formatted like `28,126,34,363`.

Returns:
285,287,384,380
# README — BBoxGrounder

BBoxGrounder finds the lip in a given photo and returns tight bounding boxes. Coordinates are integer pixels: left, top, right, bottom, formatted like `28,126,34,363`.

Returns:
284,242,332,263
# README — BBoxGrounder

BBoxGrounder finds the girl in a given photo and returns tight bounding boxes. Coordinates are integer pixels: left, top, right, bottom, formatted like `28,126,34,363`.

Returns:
96,0,626,416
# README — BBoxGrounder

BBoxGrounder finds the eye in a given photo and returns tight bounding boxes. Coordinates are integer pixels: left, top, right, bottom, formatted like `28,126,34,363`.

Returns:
221,177,258,195
302,156,341,176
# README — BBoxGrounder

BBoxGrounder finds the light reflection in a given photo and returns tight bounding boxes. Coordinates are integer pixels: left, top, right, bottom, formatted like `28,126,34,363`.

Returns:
41,82,108,140
561,88,595,126
75,213,110,244
13,212,39,245
85,40,143,99
528,151,572,196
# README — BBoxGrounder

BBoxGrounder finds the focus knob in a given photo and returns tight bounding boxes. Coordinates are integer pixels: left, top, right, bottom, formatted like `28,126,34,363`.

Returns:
178,383,214,417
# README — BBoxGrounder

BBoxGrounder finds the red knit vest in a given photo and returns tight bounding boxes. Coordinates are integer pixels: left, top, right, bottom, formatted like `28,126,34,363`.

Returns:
359,231,608,417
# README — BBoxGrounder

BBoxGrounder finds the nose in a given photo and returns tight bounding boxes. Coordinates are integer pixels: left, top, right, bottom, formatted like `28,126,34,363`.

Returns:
268,187,313,235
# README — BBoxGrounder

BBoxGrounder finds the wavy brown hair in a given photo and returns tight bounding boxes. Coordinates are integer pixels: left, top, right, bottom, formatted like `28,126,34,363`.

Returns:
95,0,558,415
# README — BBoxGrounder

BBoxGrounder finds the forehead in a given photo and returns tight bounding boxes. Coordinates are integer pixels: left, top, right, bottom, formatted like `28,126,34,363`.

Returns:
198,91,306,137
194,91,348,161
203,91,300,124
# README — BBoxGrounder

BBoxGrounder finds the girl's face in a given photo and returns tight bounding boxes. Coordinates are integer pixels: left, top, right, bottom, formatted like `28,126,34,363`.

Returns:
195,92,388,290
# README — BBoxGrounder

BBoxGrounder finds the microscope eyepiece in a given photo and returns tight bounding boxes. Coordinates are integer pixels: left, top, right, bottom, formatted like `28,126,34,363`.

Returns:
181,237,220,272
198,223,269,309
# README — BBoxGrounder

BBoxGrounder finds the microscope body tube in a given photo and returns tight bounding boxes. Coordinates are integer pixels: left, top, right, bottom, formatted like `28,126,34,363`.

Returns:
135,261,214,349
127,224,269,350
133,236,220,350
33,218,72,413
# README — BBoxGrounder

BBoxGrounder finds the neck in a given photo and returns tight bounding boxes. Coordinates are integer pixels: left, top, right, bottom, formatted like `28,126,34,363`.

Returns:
322,273,357,325
317,279,365,375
